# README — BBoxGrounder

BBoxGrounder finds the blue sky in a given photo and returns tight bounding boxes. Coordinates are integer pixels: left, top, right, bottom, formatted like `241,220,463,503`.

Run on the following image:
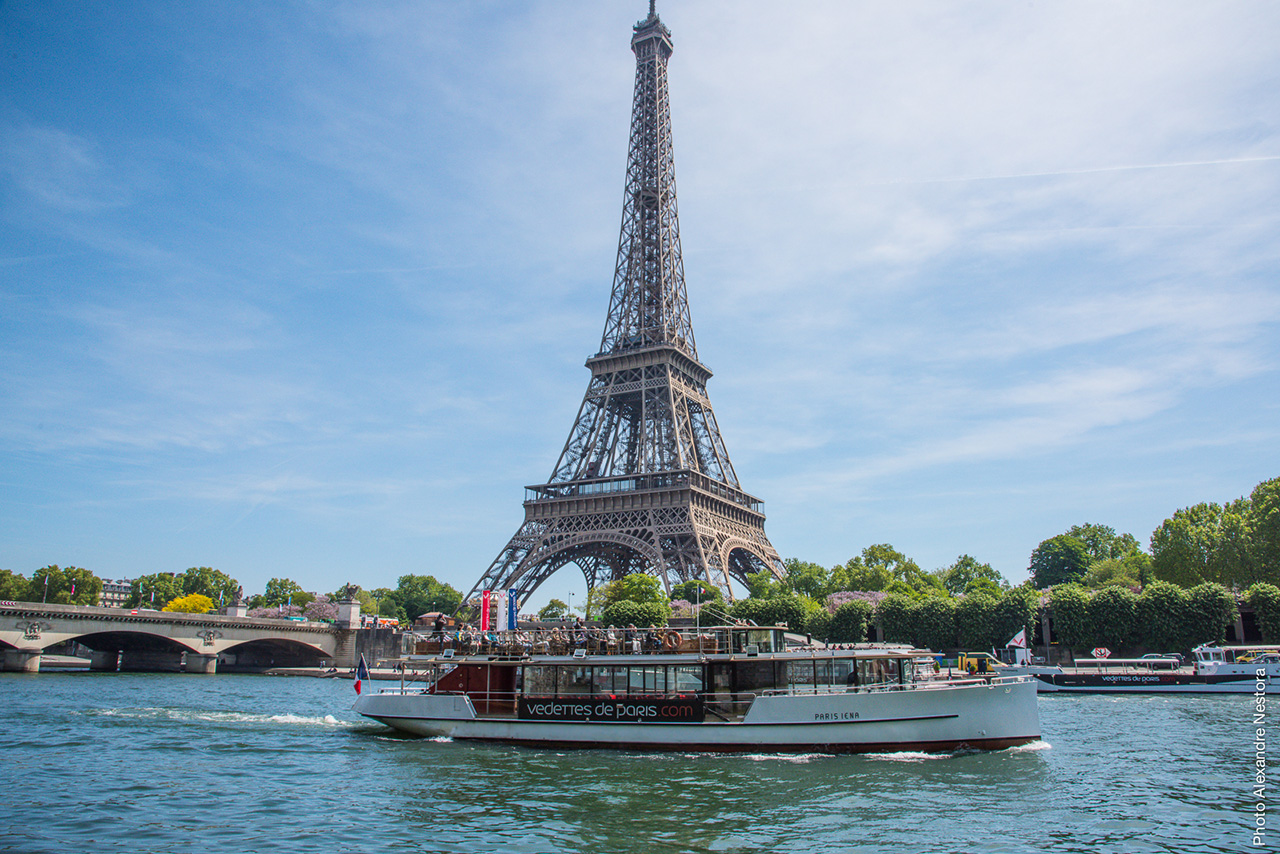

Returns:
3,1,1277,610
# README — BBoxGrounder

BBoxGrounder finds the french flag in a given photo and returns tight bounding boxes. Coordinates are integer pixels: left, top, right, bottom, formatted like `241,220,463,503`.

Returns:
354,654,370,694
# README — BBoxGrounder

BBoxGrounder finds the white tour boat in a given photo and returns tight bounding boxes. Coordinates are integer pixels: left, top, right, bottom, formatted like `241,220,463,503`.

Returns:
352,625,1041,753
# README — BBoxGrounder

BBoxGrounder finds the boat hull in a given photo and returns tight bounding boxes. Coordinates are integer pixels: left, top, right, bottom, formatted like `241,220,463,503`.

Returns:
1033,672,1278,694
353,678,1041,754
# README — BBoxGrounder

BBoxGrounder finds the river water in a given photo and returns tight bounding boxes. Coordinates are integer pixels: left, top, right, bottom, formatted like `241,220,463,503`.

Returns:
0,672,1259,853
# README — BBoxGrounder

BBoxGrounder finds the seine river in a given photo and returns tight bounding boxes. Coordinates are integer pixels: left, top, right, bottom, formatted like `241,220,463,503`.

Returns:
0,672,1259,853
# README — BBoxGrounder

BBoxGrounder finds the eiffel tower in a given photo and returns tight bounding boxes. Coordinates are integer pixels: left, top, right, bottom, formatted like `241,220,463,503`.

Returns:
466,3,785,608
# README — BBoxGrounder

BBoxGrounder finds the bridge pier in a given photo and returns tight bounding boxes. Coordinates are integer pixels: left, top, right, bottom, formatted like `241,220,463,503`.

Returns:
90,650,120,671
2,649,42,672
183,653,218,674
119,650,184,673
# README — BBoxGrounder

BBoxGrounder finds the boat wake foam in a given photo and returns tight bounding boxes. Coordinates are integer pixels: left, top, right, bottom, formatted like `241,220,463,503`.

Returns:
86,707,349,727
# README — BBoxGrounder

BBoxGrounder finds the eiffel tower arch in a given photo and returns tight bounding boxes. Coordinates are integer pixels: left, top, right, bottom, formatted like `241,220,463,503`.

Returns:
466,5,785,608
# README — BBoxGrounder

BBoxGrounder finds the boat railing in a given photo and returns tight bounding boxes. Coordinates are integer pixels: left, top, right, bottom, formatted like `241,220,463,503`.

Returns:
412,627,755,657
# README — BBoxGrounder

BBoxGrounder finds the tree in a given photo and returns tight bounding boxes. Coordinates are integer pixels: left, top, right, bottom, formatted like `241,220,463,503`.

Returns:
538,599,569,621
1081,551,1150,589
260,577,307,608
162,593,215,614
1150,502,1255,588
955,592,1000,651
1186,583,1238,645
1248,477,1280,584
392,574,462,621
1245,583,1280,642
940,555,1006,596
0,569,27,601
23,565,101,605
1029,535,1090,587
729,595,807,631
670,580,723,606
599,600,668,628
914,596,958,652
828,601,873,644
781,559,831,600
130,573,183,609
992,588,1038,649
831,556,893,593
179,567,239,606
875,593,916,644
303,595,338,622
743,569,783,599
1137,581,1194,652
1050,583,1091,650
1066,523,1140,564
1087,586,1139,650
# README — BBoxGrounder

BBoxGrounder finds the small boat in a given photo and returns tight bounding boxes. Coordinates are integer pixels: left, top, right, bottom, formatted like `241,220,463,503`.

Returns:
1030,643,1280,694
351,624,1040,753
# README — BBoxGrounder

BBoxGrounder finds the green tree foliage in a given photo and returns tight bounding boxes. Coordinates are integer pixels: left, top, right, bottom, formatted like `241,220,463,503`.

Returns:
781,559,831,600
1247,478,1280,582
538,598,570,621
875,593,916,644
729,595,808,631
1029,535,1090,587
130,573,183,608
743,570,784,599
914,596,958,652
1150,501,1256,588
26,565,102,606
955,592,1000,651
940,555,1007,596
831,555,893,593
1186,583,1238,645
179,567,239,605
827,601,872,644
669,580,722,606
1087,586,1139,650
1245,583,1280,642
805,609,832,642
162,593,215,614
392,574,463,621
0,569,27,600
259,577,307,608
1137,581,1194,652
1049,584,1091,650
599,600,668,628
600,574,667,609
1066,523,1140,564
1082,551,1151,589
993,588,1038,648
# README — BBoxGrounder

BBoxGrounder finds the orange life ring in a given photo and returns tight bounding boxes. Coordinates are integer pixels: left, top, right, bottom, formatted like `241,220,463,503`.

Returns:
663,630,682,650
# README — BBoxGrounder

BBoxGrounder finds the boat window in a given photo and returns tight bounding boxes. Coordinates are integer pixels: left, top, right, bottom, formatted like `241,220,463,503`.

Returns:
829,658,854,687
786,660,815,690
734,659,778,692
858,658,899,686
672,664,703,693
596,665,628,694
558,666,593,695
523,665,556,695
747,629,776,653
626,666,667,694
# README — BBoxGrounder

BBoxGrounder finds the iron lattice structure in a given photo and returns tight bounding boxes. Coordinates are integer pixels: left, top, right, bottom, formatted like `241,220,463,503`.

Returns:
466,6,784,608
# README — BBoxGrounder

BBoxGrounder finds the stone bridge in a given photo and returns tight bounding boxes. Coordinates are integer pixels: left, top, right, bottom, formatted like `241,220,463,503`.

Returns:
0,601,361,674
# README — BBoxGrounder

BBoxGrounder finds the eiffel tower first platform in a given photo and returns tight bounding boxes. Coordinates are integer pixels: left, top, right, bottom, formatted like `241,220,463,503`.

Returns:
466,4,785,607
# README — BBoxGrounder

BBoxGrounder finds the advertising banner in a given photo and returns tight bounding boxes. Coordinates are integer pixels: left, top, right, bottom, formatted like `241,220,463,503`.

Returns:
480,590,491,632
506,589,518,631
517,696,703,723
